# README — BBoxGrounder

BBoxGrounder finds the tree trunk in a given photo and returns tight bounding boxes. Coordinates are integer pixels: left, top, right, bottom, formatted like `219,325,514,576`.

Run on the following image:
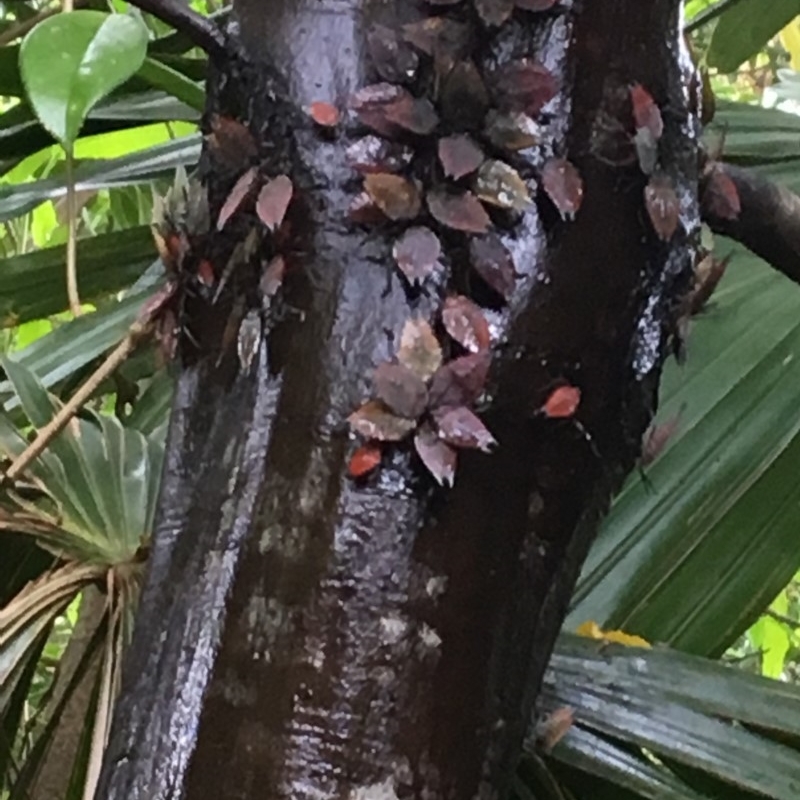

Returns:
97,1,697,798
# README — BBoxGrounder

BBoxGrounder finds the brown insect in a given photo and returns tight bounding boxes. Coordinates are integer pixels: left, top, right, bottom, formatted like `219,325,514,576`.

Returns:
641,407,684,466
535,706,575,753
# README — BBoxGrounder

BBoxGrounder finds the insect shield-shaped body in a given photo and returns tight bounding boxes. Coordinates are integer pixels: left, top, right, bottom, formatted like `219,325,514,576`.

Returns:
237,310,262,373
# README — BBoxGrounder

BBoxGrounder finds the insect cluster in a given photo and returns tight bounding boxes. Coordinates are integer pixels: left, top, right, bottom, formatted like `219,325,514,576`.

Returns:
148,168,212,362
145,1,735,485
632,82,740,242
147,114,296,368
309,0,589,485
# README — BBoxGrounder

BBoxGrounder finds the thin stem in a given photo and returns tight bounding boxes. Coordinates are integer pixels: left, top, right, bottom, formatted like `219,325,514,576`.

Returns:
61,0,81,316
65,144,81,316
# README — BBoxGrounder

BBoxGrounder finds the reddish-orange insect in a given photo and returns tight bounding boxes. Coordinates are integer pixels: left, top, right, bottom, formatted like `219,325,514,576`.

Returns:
629,83,663,140
539,383,601,461
542,385,581,418
348,443,382,478
309,101,340,127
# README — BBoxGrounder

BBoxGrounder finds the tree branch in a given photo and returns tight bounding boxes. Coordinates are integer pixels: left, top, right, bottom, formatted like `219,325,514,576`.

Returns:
126,0,227,60
701,163,800,287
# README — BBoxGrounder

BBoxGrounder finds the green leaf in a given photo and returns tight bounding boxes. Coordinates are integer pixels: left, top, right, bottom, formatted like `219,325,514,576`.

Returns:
750,615,791,678
5,598,110,800
125,370,174,435
707,0,800,73
0,227,156,326
535,635,800,800
19,11,149,147
0,95,198,168
91,90,200,124
0,288,156,410
0,357,165,561
0,134,201,222
750,591,791,678
713,101,800,165
137,57,205,112
539,726,710,800
2,355,115,541
568,102,800,658
568,245,800,655
0,565,105,715
685,0,717,21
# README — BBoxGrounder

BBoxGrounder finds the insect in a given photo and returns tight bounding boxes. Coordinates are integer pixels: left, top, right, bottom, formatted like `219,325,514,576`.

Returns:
237,310,263,372
149,169,212,361
542,384,580,418
535,706,575,753
539,382,601,462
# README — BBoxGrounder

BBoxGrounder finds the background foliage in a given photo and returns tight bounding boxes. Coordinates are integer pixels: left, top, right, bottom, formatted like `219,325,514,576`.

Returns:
2,1,800,799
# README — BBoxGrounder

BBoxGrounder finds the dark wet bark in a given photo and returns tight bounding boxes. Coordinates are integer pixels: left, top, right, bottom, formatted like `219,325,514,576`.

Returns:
702,162,800,287
97,1,697,799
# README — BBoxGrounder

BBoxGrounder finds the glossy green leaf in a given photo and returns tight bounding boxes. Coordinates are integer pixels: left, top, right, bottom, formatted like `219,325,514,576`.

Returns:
549,635,800,737
0,227,156,326
568,244,800,655
125,370,174,435
0,133,201,222
137,57,205,112
19,11,149,147
538,726,709,800
707,0,800,73
0,288,155,410
534,635,800,800
0,358,164,560
568,102,800,657
749,591,791,678
712,101,800,164
2,355,116,542
0,94,198,168
750,615,791,678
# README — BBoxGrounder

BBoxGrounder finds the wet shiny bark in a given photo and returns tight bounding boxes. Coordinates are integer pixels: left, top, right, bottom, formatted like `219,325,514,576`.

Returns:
97,1,697,799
